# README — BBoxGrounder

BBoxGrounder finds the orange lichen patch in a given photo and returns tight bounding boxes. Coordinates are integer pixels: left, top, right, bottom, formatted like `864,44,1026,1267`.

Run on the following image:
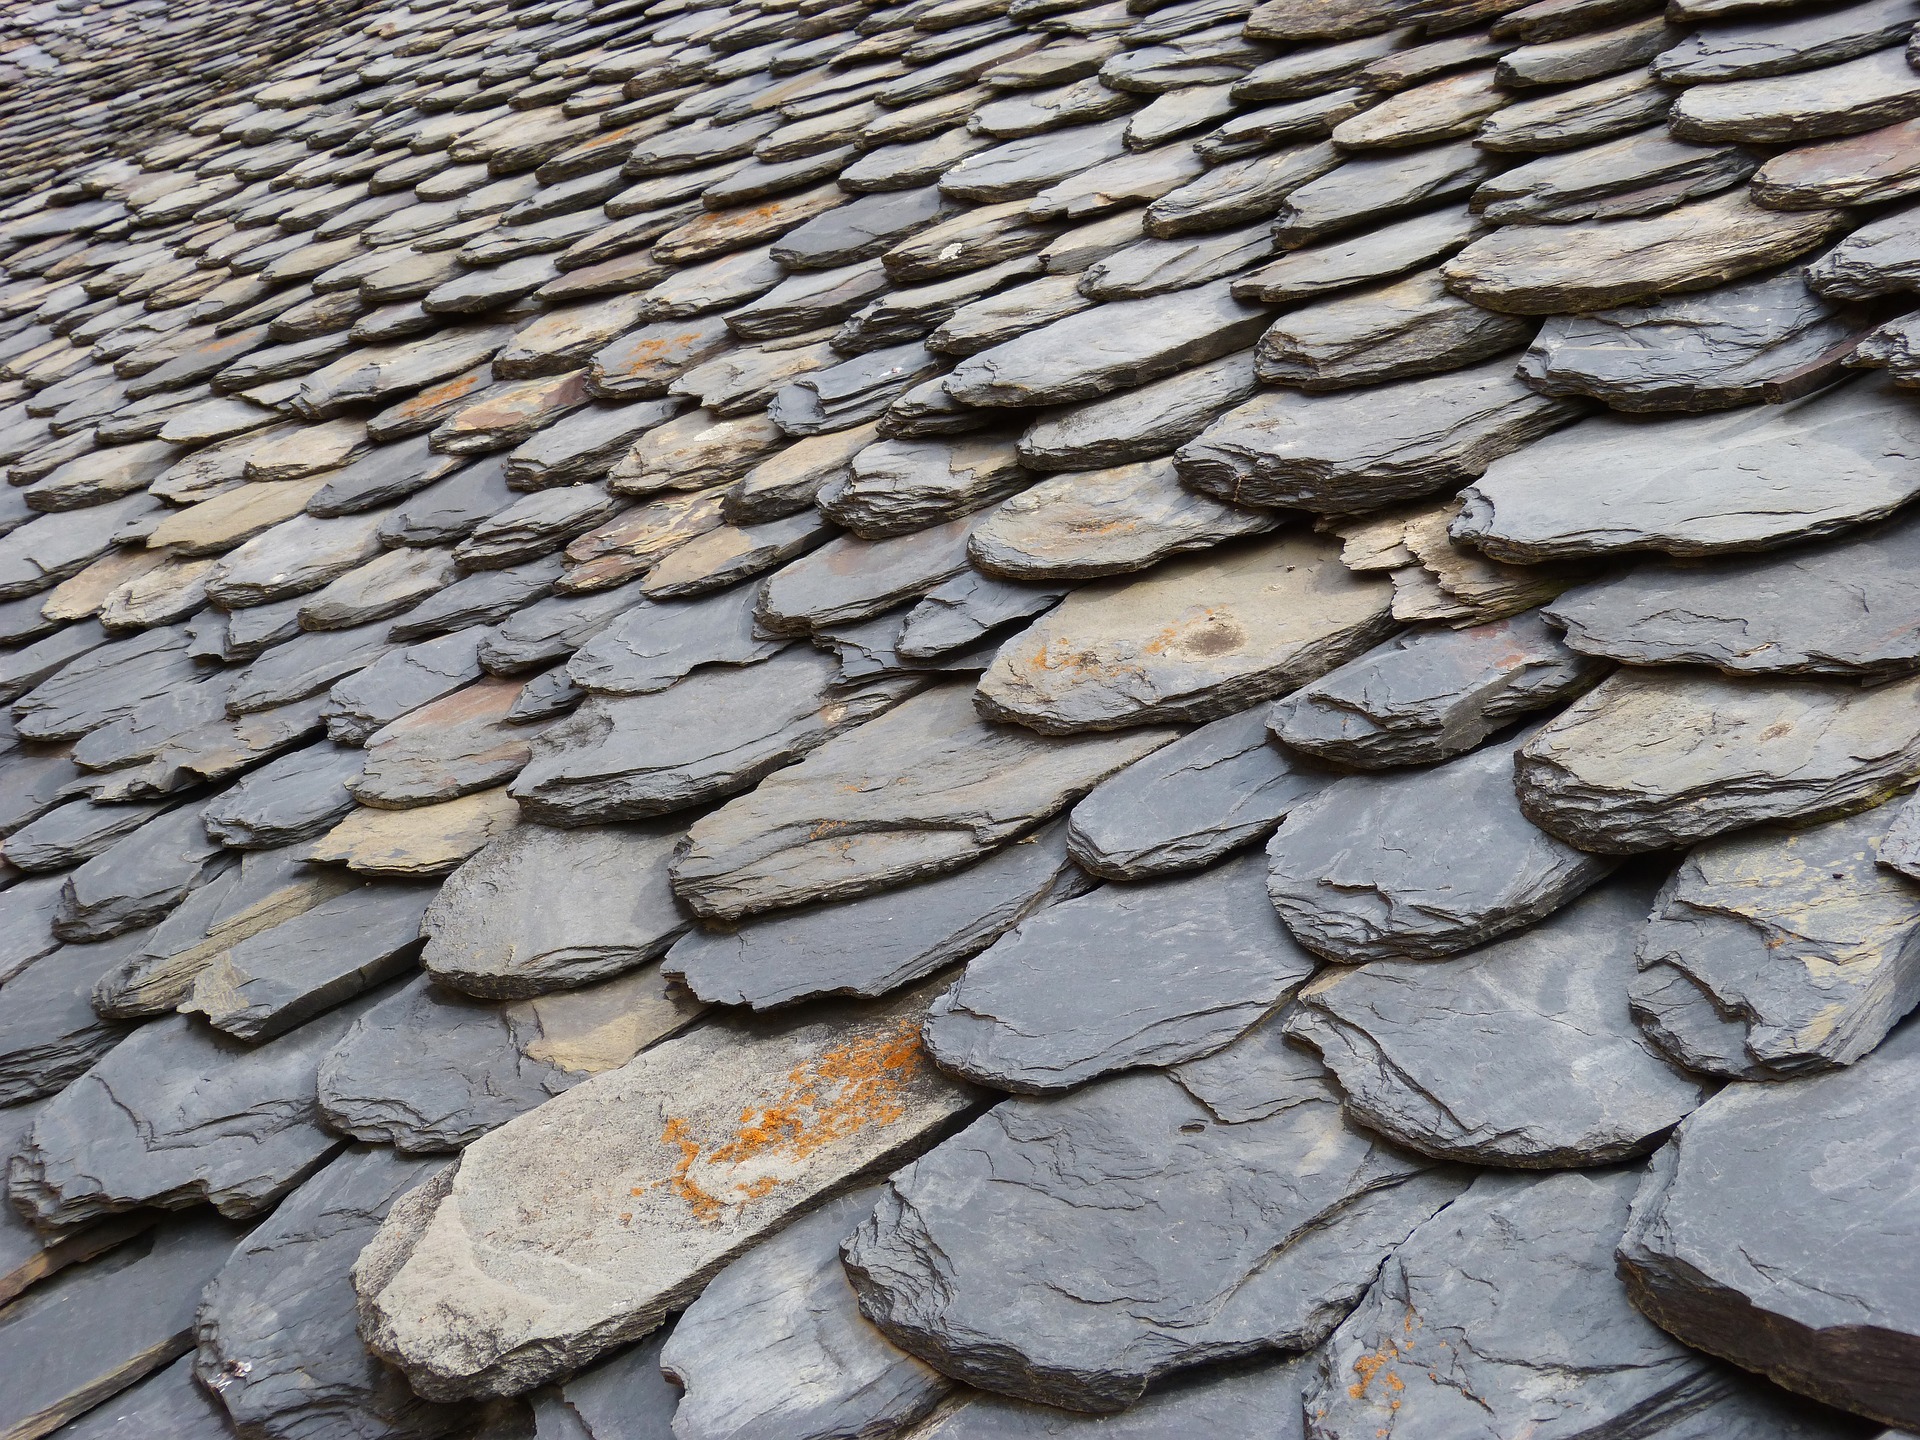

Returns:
1350,1345,1399,1401
654,1019,927,1224
1140,606,1246,659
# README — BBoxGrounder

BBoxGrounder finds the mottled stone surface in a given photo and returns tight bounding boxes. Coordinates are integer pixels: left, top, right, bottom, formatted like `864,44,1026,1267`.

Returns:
1269,727,1620,963
1516,668,1920,852
1289,873,1705,1167
1544,515,1920,678
1271,610,1607,767
1618,1020,1920,1429
843,1067,1468,1412
926,852,1316,1092
671,683,1173,919
1455,377,1920,562
354,990,978,1400
659,1187,953,1440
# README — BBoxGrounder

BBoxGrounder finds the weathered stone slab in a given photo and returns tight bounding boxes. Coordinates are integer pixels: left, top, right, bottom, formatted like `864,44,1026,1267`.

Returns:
1454,376,1920,561
670,683,1173,919
726,421,879,522
1177,359,1582,514
318,968,703,1152
1076,224,1270,302
178,879,436,1043
659,1185,954,1440
225,623,396,715
819,435,1028,540
896,571,1069,661
943,281,1269,407
419,822,687,998
919,1354,1321,1436
0,1215,245,1440
1655,0,1917,83
0,495,159,601
1618,1020,1920,1430
1519,266,1873,412
1271,140,1498,246
1271,610,1607,767
290,326,514,419
565,584,783,696
587,317,734,400
968,457,1276,579
842,1066,1468,1412
380,455,516,547
1632,806,1920,1080
769,342,946,436
194,1146,471,1440
0,1100,156,1309
326,630,488,744
727,263,891,342
349,678,533,808
978,531,1396,733
1808,200,1920,300
1477,68,1674,153
1544,516,1920,678
771,185,958,270
1472,127,1760,226
560,490,729,593
1269,726,1621,962
0,928,146,1106
1234,206,1479,304
1752,116,1920,210
311,788,523,877
608,411,785,498
758,516,975,634
11,622,196,741
308,435,466,517
1289,872,1705,1166
514,650,915,826
922,274,1096,360
664,818,1082,1010
53,801,224,942
8,992,379,1226
299,545,461,632
1012,350,1257,471
927,851,1315,1092
3,797,167,874
1441,191,1847,314
37,1353,232,1440
1515,668,1920,852
1671,47,1920,146
1308,1168,1859,1439
353,989,980,1399
205,510,386,608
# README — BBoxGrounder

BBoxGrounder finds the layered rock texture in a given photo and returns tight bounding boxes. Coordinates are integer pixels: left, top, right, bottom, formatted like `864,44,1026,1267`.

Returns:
0,0,1918,1434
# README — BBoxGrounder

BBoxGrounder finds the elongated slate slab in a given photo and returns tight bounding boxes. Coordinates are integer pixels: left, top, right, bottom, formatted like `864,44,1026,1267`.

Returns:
1306,1168,1861,1439
1272,140,1498,246
1669,48,1920,146
918,1353,1322,1437
1454,376,1920,562
1269,727,1621,963
968,457,1276,580
353,988,980,1400
53,801,225,942
1441,191,1847,314
820,434,1028,540
943,281,1270,408
664,819,1083,1010
926,852,1316,1092
1177,359,1582,514
1545,516,1920,678
1013,350,1258,471
1751,115,1920,210
1288,872,1705,1167
1618,1020,1920,1429
1515,668,1920,852
0,1215,246,1440
670,683,1173,920
43,1354,234,1440
194,1146,470,1440
659,1186,954,1440
756,516,975,635
1271,610,1606,768
350,678,534,808
420,821,687,999
564,584,784,695
896,571,1068,662
1517,266,1874,412
8,991,379,1226
1470,128,1759,225
1632,806,1920,1080
200,741,364,847
977,531,1395,733
318,968,703,1153
1808,200,1920,300
842,1066,1468,1412
514,652,917,825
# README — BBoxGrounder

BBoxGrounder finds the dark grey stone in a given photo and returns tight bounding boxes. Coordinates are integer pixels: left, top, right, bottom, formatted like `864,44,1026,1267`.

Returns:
504,401,677,490
1655,0,1917,83
725,262,891,341
179,879,436,1043
1807,200,1920,301
670,683,1173,920
926,852,1317,1092
1142,143,1342,238
841,1067,1468,1412
388,558,562,642
895,571,1067,661
1268,727,1622,963
308,434,467,516
820,434,1029,540
1517,266,1875,412
513,649,916,824
478,579,646,675
565,584,784,695
0,1215,246,1440
1515,668,1920,853
0,928,144,1106
1290,871,1707,1167
944,281,1270,408
663,818,1084,1009
1479,69,1675,154
379,454,516,547
194,1146,469,1440
840,259,1045,356
660,1187,953,1440
1455,376,1920,563
1668,47,1920,147
10,623,195,742
1308,1166,1869,1439
772,185,958,270
555,1329,679,1440
1545,515,1920,678
7,988,380,1225
453,484,623,570
227,623,397,715
768,341,946,436
0,619,112,707
941,119,1131,204
1618,1019,1920,1431
54,800,225,942
1014,350,1258,471
327,629,490,744
51,1355,233,1440
2,797,167,873
201,742,364,847
1272,140,1499,246
919,1354,1318,1438
1232,205,1480,305
757,516,975,635
1177,358,1583,514
1472,127,1760,226
1632,805,1920,1080
1271,610,1607,768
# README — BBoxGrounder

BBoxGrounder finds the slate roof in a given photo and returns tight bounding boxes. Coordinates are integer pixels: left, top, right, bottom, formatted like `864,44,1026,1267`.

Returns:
0,0,1918,1434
